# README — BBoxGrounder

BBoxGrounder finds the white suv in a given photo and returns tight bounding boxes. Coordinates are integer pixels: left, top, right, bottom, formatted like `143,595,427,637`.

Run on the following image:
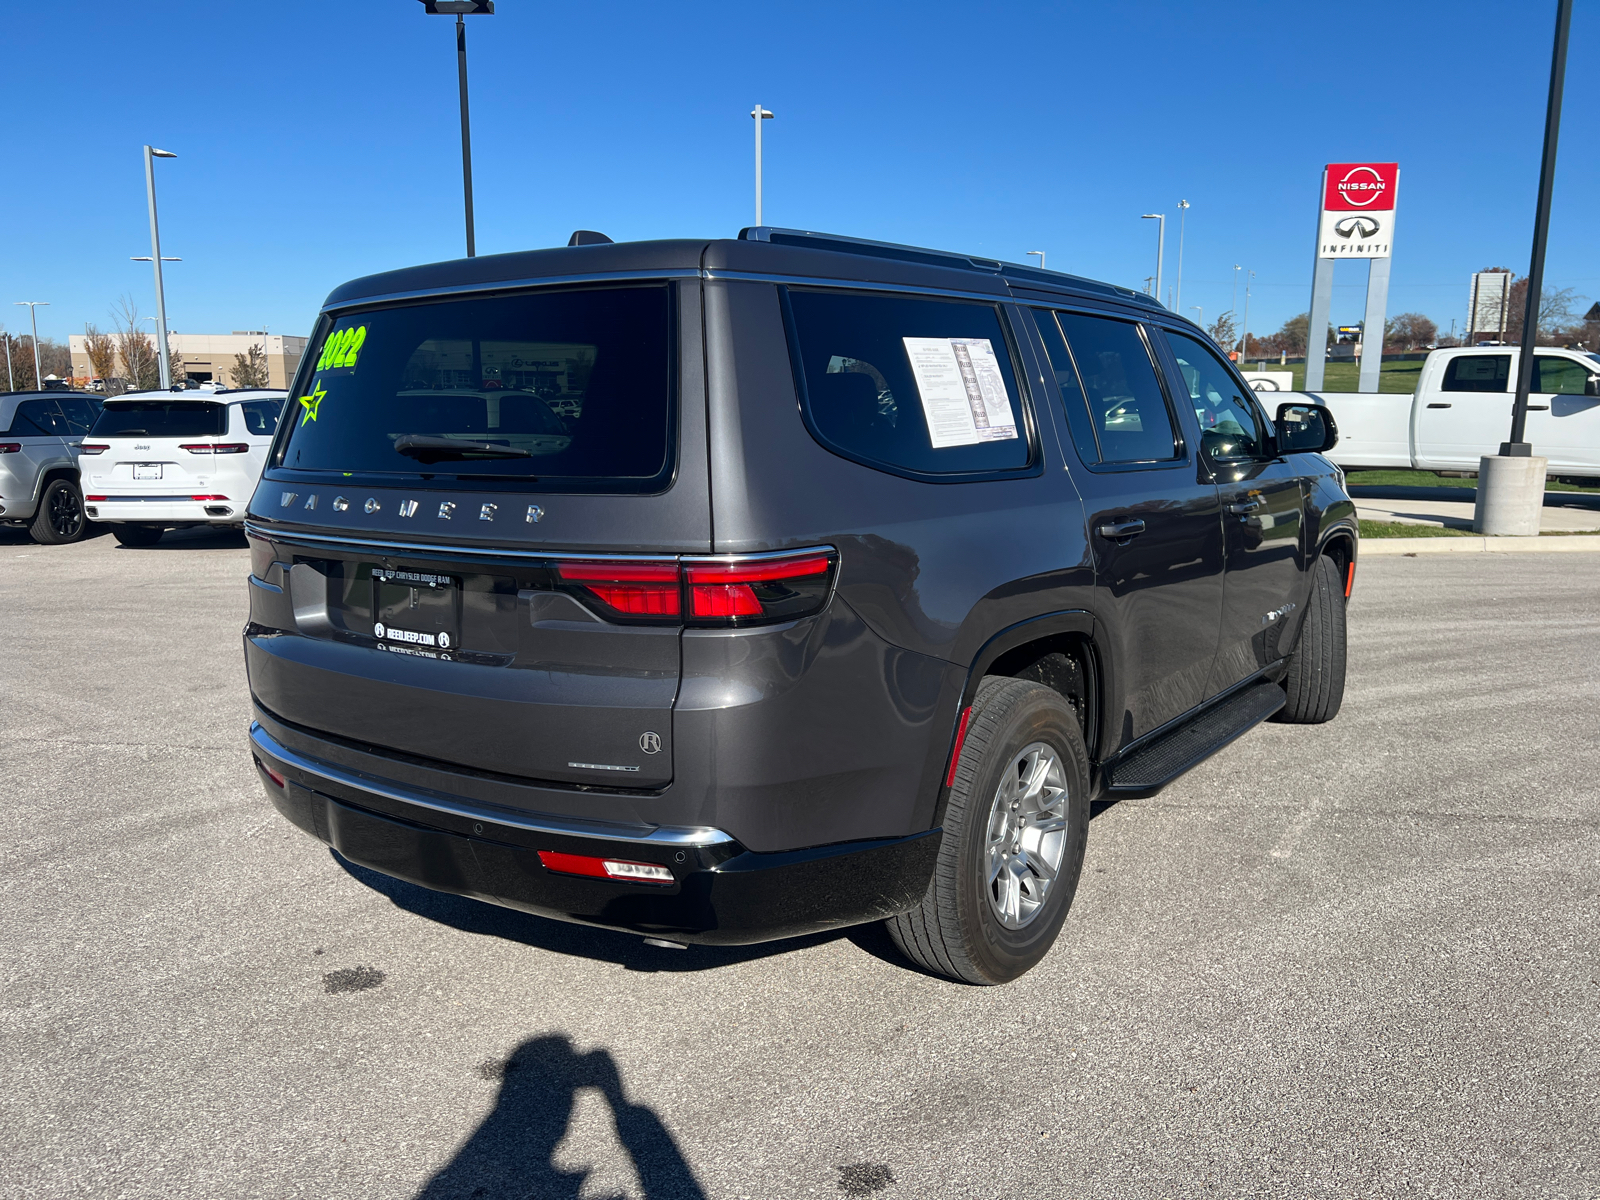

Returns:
79,390,286,546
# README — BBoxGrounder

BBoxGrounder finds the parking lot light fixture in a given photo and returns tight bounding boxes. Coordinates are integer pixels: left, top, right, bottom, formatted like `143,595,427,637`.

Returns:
1141,214,1165,307
141,146,178,390
751,106,774,226
1027,250,1046,270
13,302,48,390
418,1,495,258
1191,305,1203,330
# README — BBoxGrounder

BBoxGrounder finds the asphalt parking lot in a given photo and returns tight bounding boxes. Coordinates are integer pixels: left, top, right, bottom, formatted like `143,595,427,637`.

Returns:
3,526,1597,1200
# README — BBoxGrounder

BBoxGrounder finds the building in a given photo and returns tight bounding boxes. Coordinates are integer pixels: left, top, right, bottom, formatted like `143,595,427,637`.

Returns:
68,331,307,390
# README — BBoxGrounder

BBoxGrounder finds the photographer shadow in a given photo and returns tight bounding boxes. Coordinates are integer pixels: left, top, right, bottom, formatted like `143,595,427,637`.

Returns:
416,1034,706,1200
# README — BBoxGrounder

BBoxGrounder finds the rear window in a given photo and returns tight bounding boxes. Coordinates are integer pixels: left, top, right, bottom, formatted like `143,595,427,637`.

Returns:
784,289,1031,478
240,399,283,435
90,400,227,438
1442,355,1510,392
274,286,673,491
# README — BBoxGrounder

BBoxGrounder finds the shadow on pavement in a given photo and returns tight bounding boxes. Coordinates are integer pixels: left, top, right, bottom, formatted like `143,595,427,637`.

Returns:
109,525,249,550
332,850,881,974
0,524,111,547
415,1034,707,1200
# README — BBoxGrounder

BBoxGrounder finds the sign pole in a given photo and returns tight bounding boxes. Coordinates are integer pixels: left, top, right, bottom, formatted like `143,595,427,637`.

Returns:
1358,254,1393,393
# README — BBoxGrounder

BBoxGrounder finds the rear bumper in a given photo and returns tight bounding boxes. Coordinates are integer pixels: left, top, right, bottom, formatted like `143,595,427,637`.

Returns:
83,497,240,523
249,721,940,946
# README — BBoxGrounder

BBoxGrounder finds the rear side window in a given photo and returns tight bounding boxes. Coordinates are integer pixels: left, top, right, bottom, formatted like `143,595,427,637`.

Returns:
275,286,673,491
1442,355,1509,392
57,397,100,435
240,399,283,435
4,399,67,436
785,289,1031,478
1054,313,1180,463
91,400,227,438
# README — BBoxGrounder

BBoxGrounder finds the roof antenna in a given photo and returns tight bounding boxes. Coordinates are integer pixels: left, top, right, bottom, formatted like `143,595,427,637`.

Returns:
568,230,613,246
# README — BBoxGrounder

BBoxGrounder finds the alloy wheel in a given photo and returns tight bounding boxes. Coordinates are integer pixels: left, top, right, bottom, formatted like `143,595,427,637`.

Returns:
983,741,1070,929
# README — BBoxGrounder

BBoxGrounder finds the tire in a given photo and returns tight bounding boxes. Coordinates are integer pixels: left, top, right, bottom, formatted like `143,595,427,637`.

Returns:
29,478,87,545
1276,553,1347,724
887,677,1091,985
112,524,165,548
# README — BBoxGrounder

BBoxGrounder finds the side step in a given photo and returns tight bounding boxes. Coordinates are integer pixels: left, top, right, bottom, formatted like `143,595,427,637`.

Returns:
1102,679,1285,798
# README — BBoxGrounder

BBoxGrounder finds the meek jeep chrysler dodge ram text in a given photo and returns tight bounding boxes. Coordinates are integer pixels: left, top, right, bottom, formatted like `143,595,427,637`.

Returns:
244,228,1355,984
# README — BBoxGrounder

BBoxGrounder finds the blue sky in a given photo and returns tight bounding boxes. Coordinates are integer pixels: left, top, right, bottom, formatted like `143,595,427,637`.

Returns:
4,1,1596,347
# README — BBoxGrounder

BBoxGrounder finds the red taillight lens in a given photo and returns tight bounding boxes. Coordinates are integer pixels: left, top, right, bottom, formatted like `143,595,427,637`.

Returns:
556,560,681,618
78,443,109,455
179,443,250,454
684,552,834,624
0,443,20,454
536,850,674,884
254,756,286,788
189,494,230,501
85,495,107,501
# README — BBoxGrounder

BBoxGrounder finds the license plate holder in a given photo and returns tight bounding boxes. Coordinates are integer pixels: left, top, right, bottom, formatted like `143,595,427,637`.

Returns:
371,569,461,651
133,463,161,480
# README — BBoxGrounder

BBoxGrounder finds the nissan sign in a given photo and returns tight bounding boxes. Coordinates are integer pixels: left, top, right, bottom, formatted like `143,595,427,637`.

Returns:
1317,162,1398,259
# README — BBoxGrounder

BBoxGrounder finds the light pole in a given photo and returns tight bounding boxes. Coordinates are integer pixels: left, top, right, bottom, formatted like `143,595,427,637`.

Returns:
751,105,774,226
1175,200,1189,310
1232,263,1241,323
419,1,494,257
1191,305,1203,331
13,302,48,390
3,333,12,391
1143,275,1155,296
135,146,179,388
1141,214,1165,307
1240,270,1255,364
1027,250,1046,270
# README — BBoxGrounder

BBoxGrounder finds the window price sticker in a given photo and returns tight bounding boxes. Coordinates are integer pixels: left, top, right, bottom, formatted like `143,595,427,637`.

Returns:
902,337,1018,448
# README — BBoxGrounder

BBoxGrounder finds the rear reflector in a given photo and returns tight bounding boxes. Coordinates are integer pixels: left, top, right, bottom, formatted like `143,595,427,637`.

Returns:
537,850,674,884
1345,561,1356,599
85,495,107,501
179,443,250,454
77,443,109,455
254,757,286,788
189,495,230,501
0,443,20,454
945,705,974,788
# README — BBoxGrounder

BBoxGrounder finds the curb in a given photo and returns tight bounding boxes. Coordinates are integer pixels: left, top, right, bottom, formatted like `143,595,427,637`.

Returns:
1362,535,1600,555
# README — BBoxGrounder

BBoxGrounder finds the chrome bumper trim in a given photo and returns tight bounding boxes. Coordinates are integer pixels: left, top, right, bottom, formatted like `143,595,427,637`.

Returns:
249,721,733,847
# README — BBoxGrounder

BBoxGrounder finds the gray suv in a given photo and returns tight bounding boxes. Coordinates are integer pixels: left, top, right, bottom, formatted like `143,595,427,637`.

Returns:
245,229,1355,984
0,391,101,544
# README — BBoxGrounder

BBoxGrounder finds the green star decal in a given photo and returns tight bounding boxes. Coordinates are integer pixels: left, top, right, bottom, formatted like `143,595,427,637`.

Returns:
298,381,326,426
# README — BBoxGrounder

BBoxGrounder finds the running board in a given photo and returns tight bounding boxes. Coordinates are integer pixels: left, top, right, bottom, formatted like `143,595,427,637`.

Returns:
1102,680,1285,798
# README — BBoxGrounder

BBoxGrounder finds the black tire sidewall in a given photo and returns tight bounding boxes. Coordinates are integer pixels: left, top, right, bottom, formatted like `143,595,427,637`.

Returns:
31,479,85,544
952,683,1090,982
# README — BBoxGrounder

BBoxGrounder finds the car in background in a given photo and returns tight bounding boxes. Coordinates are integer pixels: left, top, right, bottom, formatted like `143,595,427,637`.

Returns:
0,390,102,544
79,389,286,546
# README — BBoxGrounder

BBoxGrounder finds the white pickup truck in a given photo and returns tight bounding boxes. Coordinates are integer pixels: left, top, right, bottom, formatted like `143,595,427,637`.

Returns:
1305,346,1600,476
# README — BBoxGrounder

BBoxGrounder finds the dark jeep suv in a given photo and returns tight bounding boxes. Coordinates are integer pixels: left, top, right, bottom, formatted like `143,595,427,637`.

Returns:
244,229,1355,984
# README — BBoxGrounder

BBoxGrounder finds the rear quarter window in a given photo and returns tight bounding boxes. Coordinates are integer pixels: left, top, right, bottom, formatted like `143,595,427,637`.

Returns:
240,399,284,435
784,288,1033,479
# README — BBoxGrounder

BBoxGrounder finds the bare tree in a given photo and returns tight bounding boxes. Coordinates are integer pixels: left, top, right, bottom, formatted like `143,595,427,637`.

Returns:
2,331,37,390
1384,312,1438,351
1206,312,1238,353
84,324,119,394
113,297,160,391
230,343,270,389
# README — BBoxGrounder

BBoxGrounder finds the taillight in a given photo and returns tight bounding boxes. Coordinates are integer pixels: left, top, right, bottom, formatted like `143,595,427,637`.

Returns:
78,443,109,455
556,560,681,620
85,495,107,501
189,494,230,501
179,443,250,454
0,443,20,454
536,850,674,884
683,551,836,625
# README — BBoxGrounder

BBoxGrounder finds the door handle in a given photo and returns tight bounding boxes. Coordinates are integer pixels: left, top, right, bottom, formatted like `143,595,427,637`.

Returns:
1426,402,1452,409
1225,499,1260,515
1096,518,1146,540
1526,404,1550,411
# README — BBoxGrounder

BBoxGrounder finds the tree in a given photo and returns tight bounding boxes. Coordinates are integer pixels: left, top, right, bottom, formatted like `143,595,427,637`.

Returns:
2,331,36,390
1479,268,1587,345
1385,312,1437,351
230,343,270,389
84,324,119,394
1276,313,1310,356
1206,311,1238,353
113,298,161,391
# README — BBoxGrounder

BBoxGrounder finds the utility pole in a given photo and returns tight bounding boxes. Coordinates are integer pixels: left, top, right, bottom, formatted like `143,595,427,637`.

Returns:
1175,200,1189,310
751,105,774,225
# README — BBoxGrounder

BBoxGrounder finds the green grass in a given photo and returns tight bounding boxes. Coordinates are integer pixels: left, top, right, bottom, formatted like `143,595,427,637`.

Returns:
1347,468,1595,493
1245,358,1422,394
1359,519,1473,538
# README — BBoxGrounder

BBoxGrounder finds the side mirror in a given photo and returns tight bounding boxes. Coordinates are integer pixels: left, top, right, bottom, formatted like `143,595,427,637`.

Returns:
1586,373,1600,398
1275,402,1339,454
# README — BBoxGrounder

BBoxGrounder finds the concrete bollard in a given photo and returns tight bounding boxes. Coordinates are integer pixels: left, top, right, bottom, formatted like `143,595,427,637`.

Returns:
1474,454,1549,536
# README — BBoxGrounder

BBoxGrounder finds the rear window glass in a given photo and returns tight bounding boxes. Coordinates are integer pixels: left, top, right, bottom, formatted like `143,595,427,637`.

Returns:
90,400,227,438
274,286,673,490
1442,355,1509,392
4,399,67,437
240,399,283,435
785,289,1031,477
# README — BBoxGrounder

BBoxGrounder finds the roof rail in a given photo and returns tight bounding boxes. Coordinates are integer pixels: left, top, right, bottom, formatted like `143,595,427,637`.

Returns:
739,226,1164,311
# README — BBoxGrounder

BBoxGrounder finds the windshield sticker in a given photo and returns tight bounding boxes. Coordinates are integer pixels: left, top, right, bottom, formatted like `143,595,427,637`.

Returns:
902,337,1018,448
316,325,367,372
298,381,326,425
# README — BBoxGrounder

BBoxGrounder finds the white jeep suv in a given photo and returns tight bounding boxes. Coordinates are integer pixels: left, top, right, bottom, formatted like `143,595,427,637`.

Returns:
79,390,286,546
